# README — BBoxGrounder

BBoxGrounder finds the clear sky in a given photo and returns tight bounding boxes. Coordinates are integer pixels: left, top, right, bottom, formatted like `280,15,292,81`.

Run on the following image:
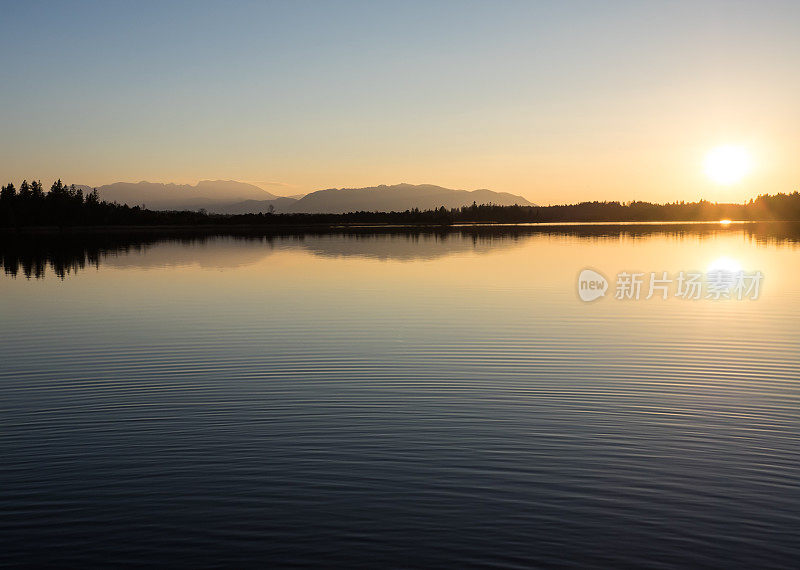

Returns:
1,0,798,204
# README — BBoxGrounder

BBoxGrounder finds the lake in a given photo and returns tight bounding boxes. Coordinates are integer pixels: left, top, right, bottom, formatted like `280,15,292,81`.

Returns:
2,223,799,568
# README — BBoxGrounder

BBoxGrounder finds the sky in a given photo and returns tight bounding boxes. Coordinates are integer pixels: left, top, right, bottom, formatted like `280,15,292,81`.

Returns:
1,0,798,204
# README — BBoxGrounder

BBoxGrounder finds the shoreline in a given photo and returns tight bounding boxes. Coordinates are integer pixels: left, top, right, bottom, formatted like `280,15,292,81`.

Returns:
0,219,787,236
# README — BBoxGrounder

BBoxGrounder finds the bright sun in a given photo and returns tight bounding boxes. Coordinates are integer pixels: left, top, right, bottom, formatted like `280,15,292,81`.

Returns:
704,145,752,185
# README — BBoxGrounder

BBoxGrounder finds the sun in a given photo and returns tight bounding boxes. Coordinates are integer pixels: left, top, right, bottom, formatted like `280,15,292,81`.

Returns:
704,145,752,185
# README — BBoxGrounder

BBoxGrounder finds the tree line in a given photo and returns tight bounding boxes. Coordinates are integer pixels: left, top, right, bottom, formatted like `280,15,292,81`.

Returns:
0,180,210,227
3,179,800,228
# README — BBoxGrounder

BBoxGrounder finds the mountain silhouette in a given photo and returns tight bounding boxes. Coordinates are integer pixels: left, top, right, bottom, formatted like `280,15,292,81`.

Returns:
82,181,533,214
286,183,534,213
211,197,300,214
94,180,280,210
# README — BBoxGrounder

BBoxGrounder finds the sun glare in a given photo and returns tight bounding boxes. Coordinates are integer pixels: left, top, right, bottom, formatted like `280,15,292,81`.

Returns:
708,256,742,275
704,145,752,185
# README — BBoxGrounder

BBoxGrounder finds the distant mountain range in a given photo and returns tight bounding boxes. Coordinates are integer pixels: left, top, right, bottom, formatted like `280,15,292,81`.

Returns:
87,180,534,214
284,184,534,213
89,180,280,211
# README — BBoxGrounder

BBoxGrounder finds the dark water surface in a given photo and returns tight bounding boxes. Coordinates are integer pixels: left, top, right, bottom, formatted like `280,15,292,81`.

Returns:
2,224,799,568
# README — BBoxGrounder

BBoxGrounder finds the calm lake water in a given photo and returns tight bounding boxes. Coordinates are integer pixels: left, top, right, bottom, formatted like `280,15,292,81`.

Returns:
2,224,800,568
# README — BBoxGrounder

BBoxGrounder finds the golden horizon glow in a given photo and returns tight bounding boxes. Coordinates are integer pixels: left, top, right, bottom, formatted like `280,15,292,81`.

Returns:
704,145,753,186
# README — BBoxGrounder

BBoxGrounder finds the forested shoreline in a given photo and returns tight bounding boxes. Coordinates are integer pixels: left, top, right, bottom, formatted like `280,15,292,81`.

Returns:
3,179,800,228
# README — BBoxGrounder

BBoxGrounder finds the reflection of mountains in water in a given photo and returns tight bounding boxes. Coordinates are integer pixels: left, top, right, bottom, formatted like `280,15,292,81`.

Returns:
293,232,526,261
0,231,525,278
3,222,800,279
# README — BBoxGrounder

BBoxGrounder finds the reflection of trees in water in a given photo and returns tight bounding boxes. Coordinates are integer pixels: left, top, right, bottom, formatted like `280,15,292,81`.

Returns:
2,235,158,279
1,233,289,279
0,234,251,279
3,223,800,279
